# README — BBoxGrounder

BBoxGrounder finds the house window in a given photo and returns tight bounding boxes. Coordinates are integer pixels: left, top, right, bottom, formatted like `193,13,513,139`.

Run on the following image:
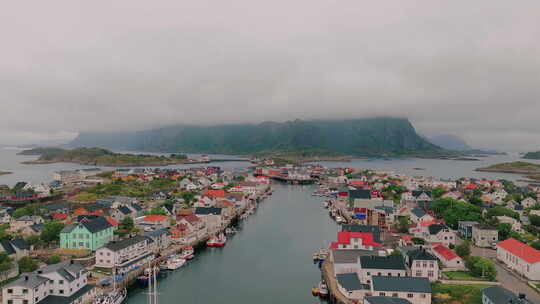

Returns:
59,280,64,284
421,294,426,298
407,293,414,298
379,292,386,296
23,301,28,304
367,272,371,275
7,289,12,294
415,271,422,276
7,300,12,304
392,293,398,297
50,289,53,294
428,271,434,277
388,273,392,276
23,289,28,294
59,290,64,294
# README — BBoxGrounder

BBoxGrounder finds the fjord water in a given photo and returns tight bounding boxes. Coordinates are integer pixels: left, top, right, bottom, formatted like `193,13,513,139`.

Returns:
125,183,339,304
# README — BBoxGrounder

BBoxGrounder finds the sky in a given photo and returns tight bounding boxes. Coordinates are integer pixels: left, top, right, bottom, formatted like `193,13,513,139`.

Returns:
1,0,539,151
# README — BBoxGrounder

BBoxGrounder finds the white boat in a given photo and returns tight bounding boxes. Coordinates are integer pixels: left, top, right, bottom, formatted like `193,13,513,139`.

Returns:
96,289,127,304
179,246,195,259
165,257,186,270
225,227,237,235
322,201,329,208
318,282,328,297
336,216,345,223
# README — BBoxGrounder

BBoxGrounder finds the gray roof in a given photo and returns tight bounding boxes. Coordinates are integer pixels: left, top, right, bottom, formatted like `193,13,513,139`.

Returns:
372,276,431,293
103,235,149,252
62,217,112,234
39,260,85,280
482,286,533,304
428,224,448,235
143,228,170,239
341,225,381,243
195,207,222,215
360,255,406,270
411,208,426,218
349,189,371,199
332,249,378,264
40,284,96,304
4,274,49,289
365,297,412,304
407,248,437,262
336,273,368,291
118,206,132,215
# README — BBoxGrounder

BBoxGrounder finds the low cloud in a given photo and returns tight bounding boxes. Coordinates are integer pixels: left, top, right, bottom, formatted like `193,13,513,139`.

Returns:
1,0,539,151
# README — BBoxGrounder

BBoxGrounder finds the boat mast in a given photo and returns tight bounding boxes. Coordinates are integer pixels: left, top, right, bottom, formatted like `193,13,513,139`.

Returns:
153,267,158,304
148,267,153,304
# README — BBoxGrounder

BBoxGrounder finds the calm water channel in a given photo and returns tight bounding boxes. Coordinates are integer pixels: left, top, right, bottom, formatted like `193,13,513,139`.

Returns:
126,183,338,304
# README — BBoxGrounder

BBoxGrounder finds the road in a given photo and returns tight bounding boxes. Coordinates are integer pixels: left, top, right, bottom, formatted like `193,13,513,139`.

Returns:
471,246,540,303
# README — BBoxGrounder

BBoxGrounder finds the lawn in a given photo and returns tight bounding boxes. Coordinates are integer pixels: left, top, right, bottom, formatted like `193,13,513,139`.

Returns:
444,271,491,281
432,283,488,304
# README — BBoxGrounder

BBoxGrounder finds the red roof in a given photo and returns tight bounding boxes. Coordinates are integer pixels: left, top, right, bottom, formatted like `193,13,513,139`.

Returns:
106,217,118,227
420,220,440,227
433,244,458,261
464,184,477,190
178,214,201,224
330,232,383,249
203,189,225,198
497,238,540,264
52,213,68,220
144,215,168,222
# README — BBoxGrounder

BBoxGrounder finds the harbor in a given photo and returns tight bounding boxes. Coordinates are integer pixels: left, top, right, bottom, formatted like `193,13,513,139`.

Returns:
125,183,340,304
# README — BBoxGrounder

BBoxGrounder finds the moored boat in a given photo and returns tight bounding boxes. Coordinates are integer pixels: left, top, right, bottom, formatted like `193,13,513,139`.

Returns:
318,282,328,298
165,257,186,270
96,288,127,304
179,246,195,259
207,233,226,247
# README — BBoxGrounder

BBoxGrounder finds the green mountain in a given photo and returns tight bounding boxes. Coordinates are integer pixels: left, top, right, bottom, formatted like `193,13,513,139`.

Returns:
524,151,540,160
70,118,442,156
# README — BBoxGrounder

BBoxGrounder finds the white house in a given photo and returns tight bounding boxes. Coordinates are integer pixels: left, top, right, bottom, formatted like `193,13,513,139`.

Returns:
496,238,540,281
95,235,154,273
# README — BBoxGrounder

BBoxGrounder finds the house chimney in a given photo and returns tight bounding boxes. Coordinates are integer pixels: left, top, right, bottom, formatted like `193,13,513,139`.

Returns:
70,260,74,265
24,275,29,281
518,294,526,299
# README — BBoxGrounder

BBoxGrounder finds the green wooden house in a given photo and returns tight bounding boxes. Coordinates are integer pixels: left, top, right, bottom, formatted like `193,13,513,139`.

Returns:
60,217,114,251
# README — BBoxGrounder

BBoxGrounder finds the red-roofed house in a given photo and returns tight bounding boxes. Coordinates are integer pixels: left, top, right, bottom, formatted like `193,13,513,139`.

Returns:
496,238,540,280
202,189,226,198
105,217,118,227
330,231,383,250
143,215,169,228
431,245,464,269
52,212,69,221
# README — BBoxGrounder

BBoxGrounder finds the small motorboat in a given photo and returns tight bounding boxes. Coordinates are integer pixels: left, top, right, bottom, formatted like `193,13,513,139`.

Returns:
311,287,319,296
179,246,195,260
165,257,186,270
207,233,227,247
225,227,237,235
312,252,320,261
137,268,159,287
336,216,345,223
96,288,127,304
318,282,328,298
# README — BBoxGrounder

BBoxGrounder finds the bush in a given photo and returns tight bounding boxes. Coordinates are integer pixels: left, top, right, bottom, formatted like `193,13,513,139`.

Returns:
412,237,426,245
455,241,471,258
465,256,497,281
18,257,38,273
47,254,61,265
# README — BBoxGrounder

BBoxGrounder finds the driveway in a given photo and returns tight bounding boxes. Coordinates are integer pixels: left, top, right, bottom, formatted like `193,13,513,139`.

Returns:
472,246,540,303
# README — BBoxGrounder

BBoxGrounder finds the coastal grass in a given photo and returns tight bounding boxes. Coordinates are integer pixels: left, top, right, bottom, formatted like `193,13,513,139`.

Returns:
444,271,490,281
432,283,487,304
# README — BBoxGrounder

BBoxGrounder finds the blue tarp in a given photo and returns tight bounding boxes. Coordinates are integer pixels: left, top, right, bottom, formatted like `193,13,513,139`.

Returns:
353,213,366,219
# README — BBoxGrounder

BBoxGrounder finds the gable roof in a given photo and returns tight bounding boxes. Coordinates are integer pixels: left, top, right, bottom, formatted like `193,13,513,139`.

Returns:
428,224,448,235
372,276,431,293
332,249,378,264
118,206,132,215
336,273,368,291
103,235,149,252
482,286,533,304
80,217,113,233
341,225,381,243
411,208,426,218
432,245,459,261
497,238,540,264
331,232,383,249
360,255,406,270
407,248,437,261
194,207,222,215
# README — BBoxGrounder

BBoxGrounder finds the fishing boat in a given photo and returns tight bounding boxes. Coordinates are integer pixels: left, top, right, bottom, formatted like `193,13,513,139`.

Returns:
318,282,329,298
207,233,226,247
322,201,329,208
179,246,195,259
165,257,186,270
137,267,159,286
336,216,345,223
311,287,319,296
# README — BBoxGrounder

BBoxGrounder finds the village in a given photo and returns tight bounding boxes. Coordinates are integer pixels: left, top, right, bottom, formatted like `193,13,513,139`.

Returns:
312,167,540,304
0,163,539,304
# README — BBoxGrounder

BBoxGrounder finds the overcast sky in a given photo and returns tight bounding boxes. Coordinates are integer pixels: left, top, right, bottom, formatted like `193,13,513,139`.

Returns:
1,0,539,151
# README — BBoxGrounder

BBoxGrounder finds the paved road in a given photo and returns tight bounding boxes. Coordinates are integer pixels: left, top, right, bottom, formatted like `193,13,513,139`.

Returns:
471,246,540,303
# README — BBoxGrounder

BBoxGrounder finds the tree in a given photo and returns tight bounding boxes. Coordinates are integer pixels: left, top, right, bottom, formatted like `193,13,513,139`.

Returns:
455,241,471,258
432,187,447,199
119,217,134,231
40,221,65,244
412,237,426,245
431,198,482,229
181,192,196,205
25,235,42,248
465,256,497,281
46,254,62,265
146,206,167,216
18,257,38,273
0,252,13,281
390,249,402,256
530,241,540,250
396,216,410,233
487,206,519,220
529,214,540,227
497,223,512,240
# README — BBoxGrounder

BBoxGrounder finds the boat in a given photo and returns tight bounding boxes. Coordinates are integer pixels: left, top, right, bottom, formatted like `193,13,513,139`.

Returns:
165,257,186,270
96,288,127,304
322,201,329,208
179,246,195,259
336,216,345,223
225,227,237,235
207,233,226,247
311,287,319,296
137,268,159,286
312,252,320,261
318,282,328,298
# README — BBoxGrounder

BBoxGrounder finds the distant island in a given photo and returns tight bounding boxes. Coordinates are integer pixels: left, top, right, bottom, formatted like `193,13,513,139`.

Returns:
69,117,450,157
0,170,12,176
19,147,190,167
523,151,540,160
476,161,540,181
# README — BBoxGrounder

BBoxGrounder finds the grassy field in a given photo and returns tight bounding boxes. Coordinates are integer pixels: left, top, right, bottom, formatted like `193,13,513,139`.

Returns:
444,271,491,281
432,283,488,304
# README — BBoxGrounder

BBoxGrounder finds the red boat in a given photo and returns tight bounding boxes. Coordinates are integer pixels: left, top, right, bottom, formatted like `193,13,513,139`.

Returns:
207,234,227,247
179,246,195,259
